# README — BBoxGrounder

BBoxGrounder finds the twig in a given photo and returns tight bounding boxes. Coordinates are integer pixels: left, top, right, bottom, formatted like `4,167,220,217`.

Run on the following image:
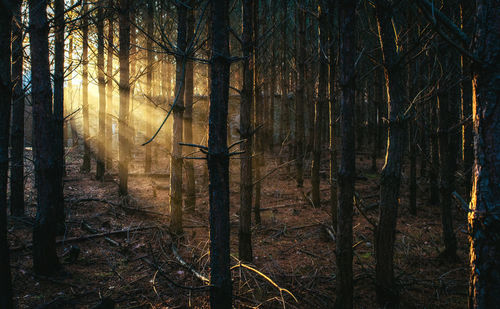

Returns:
171,243,210,283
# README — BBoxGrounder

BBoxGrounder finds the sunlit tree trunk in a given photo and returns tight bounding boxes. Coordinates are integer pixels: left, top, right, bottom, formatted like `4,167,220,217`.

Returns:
96,3,107,181
312,0,328,208
118,0,130,196
184,5,196,213
239,0,254,263
335,1,356,308
208,0,232,307
468,1,500,307
30,0,61,275
144,1,153,173
170,2,186,236
374,0,406,307
10,0,25,217
81,1,91,173
106,0,114,170
0,2,13,307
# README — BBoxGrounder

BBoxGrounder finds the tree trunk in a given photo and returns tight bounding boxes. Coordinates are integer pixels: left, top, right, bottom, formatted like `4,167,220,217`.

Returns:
279,0,289,163
335,1,356,308
239,0,254,263
208,1,232,307
0,3,13,307
30,0,61,275
10,0,24,217
295,1,306,188
329,0,338,227
81,1,91,173
468,1,500,307
170,2,186,236
106,0,114,170
184,5,196,213
96,3,107,181
118,0,130,196
144,1,153,174
253,0,261,225
374,1,406,307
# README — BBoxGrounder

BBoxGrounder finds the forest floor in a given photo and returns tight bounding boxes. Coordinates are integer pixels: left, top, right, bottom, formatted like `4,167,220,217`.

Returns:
8,144,469,308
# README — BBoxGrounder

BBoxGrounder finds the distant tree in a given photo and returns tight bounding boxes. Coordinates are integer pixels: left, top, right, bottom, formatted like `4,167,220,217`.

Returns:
208,0,232,307
81,0,91,173
335,0,356,308
96,2,107,180
106,0,114,170
0,2,13,307
144,0,153,173
30,0,61,275
294,0,306,188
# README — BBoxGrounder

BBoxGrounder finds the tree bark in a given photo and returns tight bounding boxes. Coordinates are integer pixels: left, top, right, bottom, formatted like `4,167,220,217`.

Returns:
10,0,24,217
118,0,130,196
329,0,338,227
239,0,254,263
208,0,232,307
468,1,500,307
106,0,114,170
144,1,153,174
170,2,186,236
81,1,91,173
96,3,107,181
335,1,356,308
295,2,306,188
30,0,61,275
0,3,13,307
253,0,261,225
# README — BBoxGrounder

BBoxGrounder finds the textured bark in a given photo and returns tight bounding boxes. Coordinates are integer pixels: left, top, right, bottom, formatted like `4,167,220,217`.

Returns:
208,1,232,307
30,0,61,275
10,0,24,217
374,1,406,307
335,1,356,308
81,1,91,173
312,1,328,208
106,0,114,170
329,0,338,227
294,1,306,188
144,1,153,174
239,0,254,263
96,3,107,181
429,99,440,204
118,0,130,196
279,0,289,159
0,3,13,307
468,1,500,307
184,6,196,213
252,0,261,225
170,2,186,236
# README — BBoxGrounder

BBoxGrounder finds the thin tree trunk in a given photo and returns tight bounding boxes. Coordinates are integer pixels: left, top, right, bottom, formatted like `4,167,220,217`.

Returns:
30,0,61,275
468,2,500,307
374,1,406,307
279,0,288,161
118,0,130,196
170,2,186,236
184,5,196,213
335,1,356,308
106,0,114,170
81,1,91,173
253,0,261,225
10,0,25,217
96,3,106,181
144,1,153,173
208,0,232,307
329,0,338,227
295,1,306,188
0,3,13,307
239,0,254,263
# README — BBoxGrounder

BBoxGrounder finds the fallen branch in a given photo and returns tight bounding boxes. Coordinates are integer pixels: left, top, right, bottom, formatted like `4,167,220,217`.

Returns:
171,243,210,283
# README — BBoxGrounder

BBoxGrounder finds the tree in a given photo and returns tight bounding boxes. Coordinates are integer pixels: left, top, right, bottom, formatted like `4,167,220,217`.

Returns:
208,0,232,307
10,0,25,217
329,0,338,227
239,0,254,263
106,0,114,170
96,2,107,180
144,0,153,173
81,0,91,173
294,0,306,188
30,0,61,275
0,2,13,307
335,0,356,308
118,0,130,196
374,0,407,307
468,0,500,307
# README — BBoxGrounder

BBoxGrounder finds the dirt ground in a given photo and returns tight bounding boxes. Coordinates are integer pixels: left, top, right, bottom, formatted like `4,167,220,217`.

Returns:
8,144,469,308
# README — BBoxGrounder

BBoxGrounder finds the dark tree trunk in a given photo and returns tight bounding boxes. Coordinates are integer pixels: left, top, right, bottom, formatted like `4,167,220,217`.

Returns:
329,0,338,227
81,1,91,173
208,1,232,307
184,5,196,213
170,2,186,236
468,1,500,307
144,1,153,174
279,0,289,161
118,0,130,196
335,1,356,308
238,0,254,263
0,3,13,307
295,1,306,188
312,1,328,208
106,0,114,170
10,0,25,217
429,98,440,204
374,0,406,307
253,0,261,225
96,3,106,181
30,0,61,275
